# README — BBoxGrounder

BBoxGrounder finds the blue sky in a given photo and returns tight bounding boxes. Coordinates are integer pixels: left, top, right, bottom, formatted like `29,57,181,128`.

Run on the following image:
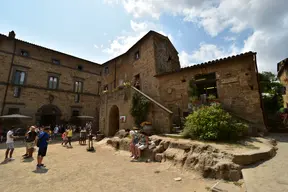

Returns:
1,0,287,73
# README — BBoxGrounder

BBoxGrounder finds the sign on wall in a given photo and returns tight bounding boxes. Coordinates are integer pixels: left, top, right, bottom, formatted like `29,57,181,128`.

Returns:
120,116,126,123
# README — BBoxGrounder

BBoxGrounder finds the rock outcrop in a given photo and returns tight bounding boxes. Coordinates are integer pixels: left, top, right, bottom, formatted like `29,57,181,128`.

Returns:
106,136,277,181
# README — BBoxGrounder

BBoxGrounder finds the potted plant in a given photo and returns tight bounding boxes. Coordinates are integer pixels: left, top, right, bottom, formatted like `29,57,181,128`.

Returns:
123,82,131,87
207,94,219,103
141,121,152,135
190,96,201,105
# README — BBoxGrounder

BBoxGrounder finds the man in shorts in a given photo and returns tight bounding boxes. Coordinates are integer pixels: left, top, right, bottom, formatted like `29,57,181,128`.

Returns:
4,127,19,162
36,127,50,169
23,126,37,159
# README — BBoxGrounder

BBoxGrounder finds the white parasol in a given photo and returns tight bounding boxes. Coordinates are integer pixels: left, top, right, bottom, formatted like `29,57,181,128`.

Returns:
0,114,32,119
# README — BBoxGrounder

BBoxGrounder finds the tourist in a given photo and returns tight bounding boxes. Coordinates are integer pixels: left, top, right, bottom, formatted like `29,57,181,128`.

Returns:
128,128,140,159
61,131,67,145
134,130,149,159
65,127,73,147
79,127,87,145
4,126,19,162
36,127,50,169
53,125,59,140
23,126,37,159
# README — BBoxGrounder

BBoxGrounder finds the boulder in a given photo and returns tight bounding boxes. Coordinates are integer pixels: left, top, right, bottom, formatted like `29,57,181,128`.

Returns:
155,153,163,162
115,129,129,138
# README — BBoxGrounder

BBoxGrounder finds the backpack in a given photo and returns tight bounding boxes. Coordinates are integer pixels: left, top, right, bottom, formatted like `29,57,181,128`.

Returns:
37,133,44,147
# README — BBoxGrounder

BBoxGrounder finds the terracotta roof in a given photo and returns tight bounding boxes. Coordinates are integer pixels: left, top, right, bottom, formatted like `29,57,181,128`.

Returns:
102,30,175,65
155,51,256,77
0,33,101,66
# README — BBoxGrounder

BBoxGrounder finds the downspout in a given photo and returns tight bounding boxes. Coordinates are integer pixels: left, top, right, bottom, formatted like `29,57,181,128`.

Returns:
254,53,268,134
1,37,16,115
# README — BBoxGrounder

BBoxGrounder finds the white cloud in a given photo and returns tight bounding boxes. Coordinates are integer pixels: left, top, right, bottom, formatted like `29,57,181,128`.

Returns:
179,43,240,67
103,20,173,59
130,20,148,32
94,44,99,49
106,0,288,73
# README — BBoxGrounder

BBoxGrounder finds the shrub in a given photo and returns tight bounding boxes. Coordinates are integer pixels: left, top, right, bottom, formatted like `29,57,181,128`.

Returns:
130,92,150,127
182,103,248,141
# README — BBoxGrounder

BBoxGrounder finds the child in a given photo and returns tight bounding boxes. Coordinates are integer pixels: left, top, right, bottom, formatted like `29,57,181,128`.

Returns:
129,128,140,159
134,130,149,159
61,131,67,145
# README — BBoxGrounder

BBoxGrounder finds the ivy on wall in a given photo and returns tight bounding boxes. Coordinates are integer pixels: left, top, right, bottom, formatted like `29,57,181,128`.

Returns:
130,92,150,127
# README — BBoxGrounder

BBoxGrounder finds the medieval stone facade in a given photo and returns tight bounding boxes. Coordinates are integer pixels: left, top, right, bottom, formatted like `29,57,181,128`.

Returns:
277,58,288,107
0,31,102,129
0,30,266,135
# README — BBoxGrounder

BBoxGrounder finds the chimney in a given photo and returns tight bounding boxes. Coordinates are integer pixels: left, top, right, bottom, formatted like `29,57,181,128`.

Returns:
8,31,16,39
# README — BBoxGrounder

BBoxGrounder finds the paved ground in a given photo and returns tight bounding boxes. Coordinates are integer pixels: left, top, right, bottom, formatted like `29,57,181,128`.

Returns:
0,139,224,192
242,133,288,192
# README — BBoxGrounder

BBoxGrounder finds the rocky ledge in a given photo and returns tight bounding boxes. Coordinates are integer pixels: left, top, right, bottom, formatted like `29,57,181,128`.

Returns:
106,134,277,181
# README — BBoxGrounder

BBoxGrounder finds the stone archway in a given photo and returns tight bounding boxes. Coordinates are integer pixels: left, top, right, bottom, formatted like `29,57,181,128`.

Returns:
36,104,62,126
108,105,119,136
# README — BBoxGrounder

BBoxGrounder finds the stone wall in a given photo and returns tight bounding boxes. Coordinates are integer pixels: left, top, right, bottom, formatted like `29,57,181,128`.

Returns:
0,34,101,126
154,34,180,75
157,53,266,131
99,87,173,136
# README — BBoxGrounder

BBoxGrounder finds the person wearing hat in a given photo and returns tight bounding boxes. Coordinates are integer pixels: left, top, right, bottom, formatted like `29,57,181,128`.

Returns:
23,126,37,159
36,127,50,169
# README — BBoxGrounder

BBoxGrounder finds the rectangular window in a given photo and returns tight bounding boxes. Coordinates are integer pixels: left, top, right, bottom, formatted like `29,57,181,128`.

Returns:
20,50,29,57
74,94,80,103
52,59,60,65
134,51,140,60
13,70,26,85
104,66,109,75
74,81,83,93
48,76,59,89
13,87,21,98
8,108,19,115
77,65,83,71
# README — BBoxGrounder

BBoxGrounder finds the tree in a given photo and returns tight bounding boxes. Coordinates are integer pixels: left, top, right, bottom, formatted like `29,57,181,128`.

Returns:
258,71,283,113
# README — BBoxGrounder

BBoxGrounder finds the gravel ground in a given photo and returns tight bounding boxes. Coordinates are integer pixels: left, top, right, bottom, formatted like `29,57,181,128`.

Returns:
242,133,288,192
0,139,218,192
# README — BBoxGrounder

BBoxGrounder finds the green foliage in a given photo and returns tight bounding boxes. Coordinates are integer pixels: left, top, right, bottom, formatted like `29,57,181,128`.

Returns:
188,79,199,98
130,92,150,126
207,94,216,100
259,71,283,121
182,103,248,141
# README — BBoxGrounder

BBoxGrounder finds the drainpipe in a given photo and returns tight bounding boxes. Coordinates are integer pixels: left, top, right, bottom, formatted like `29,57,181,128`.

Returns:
1,36,16,115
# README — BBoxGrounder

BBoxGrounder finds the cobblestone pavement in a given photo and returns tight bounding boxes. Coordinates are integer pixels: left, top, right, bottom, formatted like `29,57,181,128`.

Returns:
0,140,218,192
242,133,288,192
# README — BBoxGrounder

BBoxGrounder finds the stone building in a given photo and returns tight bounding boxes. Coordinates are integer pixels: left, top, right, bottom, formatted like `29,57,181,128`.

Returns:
99,31,266,136
0,30,266,135
0,31,102,129
277,58,288,107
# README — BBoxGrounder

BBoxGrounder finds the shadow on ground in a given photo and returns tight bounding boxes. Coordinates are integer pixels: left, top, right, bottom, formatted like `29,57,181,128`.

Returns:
32,168,49,174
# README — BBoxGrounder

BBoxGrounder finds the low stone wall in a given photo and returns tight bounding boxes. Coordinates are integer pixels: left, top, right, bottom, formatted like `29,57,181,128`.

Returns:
106,136,277,181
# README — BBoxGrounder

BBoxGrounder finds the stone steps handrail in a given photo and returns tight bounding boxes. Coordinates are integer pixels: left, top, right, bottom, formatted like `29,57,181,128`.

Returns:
130,86,173,114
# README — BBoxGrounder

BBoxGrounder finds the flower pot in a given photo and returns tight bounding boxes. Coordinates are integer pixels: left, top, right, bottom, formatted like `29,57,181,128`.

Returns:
143,125,153,135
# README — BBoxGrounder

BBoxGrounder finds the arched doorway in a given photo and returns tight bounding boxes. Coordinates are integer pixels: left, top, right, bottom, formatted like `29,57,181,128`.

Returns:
108,105,119,136
36,104,62,127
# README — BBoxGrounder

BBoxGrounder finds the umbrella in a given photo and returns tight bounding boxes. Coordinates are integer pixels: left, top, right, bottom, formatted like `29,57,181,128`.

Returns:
76,116,94,119
0,114,32,119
